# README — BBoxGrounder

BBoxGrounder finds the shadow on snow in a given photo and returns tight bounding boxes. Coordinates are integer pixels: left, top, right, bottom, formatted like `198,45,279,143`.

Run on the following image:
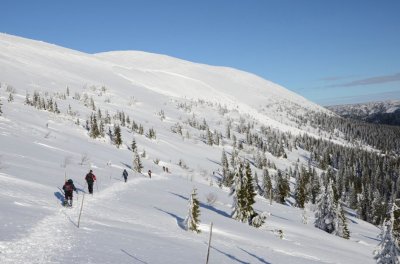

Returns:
169,192,231,218
121,249,148,264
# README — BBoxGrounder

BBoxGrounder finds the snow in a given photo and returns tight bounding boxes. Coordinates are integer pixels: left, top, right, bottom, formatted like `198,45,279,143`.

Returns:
0,33,381,263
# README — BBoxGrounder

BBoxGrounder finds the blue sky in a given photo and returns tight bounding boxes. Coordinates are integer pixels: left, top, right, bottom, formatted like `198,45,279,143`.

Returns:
1,0,399,105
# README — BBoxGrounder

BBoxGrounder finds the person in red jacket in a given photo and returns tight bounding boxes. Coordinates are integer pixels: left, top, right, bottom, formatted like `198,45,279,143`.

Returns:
62,179,77,206
85,169,96,194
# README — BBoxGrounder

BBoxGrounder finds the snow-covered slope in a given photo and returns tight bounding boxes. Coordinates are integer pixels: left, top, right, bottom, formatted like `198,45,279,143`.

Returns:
0,33,331,134
0,33,380,264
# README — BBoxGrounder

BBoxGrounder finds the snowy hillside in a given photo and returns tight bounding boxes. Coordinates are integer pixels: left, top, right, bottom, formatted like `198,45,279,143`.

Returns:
0,33,383,264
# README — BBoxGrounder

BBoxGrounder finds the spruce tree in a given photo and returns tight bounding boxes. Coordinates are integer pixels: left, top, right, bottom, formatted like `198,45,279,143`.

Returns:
113,125,122,148
315,179,340,235
295,172,307,208
243,162,256,222
133,150,143,173
90,114,100,138
8,93,14,102
333,202,350,239
262,168,273,204
131,138,137,152
184,188,201,233
276,170,290,204
374,203,400,263
206,128,213,145
221,149,231,187
230,162,246,222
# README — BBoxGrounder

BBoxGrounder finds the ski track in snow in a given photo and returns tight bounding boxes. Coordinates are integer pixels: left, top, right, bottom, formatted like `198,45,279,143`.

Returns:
0,206,77,264
0,173,160,264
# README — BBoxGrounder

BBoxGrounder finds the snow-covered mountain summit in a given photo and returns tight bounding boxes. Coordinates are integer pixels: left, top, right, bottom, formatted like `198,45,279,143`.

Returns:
0,33,330,134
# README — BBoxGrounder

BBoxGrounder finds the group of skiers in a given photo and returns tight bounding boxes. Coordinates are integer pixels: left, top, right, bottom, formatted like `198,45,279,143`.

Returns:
62,168,153,206
62,169,96,206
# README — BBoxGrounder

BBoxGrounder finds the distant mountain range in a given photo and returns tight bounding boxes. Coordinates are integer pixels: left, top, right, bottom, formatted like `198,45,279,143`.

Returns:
327,100,400,126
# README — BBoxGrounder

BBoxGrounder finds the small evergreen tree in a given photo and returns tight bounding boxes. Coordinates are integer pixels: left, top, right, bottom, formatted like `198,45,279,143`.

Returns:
333,201,350,239
8,93,14,102
295,173,307,208
276,170,290,204
90,114,100,138
184,188,201,233
221,149,231,187
262,168,273,204
131,138,137,152
113,125,122,148
138,124,144,135
243,162,256,219
230,162,246,222
133,150,143,173
315,179,348,238
206,128,213,145
374,203,400,263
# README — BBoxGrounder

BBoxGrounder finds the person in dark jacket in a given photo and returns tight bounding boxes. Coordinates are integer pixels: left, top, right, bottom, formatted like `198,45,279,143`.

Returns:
148,170,152,179
122,169,128,183
62,179,77,206
85,169,97,194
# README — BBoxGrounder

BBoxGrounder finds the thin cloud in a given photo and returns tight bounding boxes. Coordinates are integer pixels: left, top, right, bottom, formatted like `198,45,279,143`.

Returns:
319,75,357,82
326,72,400,88
319,90,400,106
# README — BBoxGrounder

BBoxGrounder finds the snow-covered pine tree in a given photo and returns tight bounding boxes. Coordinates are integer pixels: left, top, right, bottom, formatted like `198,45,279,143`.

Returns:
230,162,246,222
254,171,262,195
374,202,400,264
184,188,201,233
242,162,257,223
315,179,336,234
310,169,320,204
0,99,2,116
99,120,105,137
138,124,144,135
8,93,14,102
90,97,96,111
262,168,273,204
90,114,100,138
206,128,213,145
276,169,290,204
295,172,307,208
221,149,231,187
333,201,350,239
133,150,143,173
371,190,385,225
113,125,122,148
25,93,31,105
131,138,137,152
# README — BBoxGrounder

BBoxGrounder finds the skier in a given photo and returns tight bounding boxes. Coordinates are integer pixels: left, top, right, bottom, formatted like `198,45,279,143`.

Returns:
62,179,77,206
148,170,152,179
122,169,128,182
85,169,97,194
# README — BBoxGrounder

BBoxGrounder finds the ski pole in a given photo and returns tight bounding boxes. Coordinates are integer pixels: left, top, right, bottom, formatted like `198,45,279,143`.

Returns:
205,222,213,264
77,194,85,228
